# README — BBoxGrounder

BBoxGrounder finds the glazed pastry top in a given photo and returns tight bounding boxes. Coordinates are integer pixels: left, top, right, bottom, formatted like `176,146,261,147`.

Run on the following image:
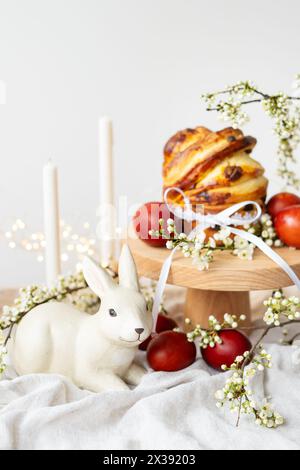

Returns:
162,126,268,213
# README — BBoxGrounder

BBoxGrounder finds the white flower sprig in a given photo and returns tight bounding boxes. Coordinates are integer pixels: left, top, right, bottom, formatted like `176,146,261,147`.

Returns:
202,77,300,189
151,213,281,271
151,219,256,271
187,313,246,348
263,291,300,326
216,290,300,427
258,213,283,248
215,348,283,429
185,291,300,428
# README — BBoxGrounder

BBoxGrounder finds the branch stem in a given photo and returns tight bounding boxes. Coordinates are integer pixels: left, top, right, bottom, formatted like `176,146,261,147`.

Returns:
207,96,300,112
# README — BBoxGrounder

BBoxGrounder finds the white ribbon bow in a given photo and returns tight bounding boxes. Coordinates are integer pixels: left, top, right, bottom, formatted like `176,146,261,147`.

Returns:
151,187,300,331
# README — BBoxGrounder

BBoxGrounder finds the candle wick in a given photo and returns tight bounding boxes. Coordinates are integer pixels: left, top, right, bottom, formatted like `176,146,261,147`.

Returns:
46,158,55,168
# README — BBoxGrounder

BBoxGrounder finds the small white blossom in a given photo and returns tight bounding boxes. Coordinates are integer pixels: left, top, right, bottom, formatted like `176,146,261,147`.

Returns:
214,227,231,241
178,233,187,240
193,253,211,271
166,240,174,249
234,236,249,249
188,313,246,349
236,356,244,363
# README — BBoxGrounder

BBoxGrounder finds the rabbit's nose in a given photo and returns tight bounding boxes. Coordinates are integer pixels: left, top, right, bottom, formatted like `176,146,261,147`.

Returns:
135,328,144,335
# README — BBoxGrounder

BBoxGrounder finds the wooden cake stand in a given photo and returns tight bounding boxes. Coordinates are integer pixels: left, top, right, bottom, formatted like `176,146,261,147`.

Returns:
128,238,300,327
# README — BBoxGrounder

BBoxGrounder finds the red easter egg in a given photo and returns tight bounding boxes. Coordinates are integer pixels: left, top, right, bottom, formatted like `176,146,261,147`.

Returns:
201,329,252,371
132,201,185,247
139,313,178,351
147,331,196,371
267,192,300,219
274,205,300,248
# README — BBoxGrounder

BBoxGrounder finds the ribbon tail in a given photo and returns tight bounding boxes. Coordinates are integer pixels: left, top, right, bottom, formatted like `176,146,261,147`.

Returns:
230,226,300,291
151,247,178,332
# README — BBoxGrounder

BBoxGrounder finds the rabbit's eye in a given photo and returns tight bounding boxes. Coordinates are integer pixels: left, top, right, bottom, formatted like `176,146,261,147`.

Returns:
109,308,117,317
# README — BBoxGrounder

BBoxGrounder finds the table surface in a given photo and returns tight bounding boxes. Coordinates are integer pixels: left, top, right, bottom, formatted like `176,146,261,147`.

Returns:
0,289,17,309
128,238,300,292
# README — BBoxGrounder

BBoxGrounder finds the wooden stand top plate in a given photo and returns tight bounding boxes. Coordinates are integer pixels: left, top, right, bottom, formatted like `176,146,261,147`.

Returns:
128,238,300,292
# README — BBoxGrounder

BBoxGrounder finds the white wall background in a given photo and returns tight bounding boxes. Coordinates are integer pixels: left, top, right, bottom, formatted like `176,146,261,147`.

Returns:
0,0,300,287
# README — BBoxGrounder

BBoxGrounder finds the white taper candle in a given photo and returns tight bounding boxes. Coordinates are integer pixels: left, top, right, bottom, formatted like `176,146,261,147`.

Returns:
43,160,61,285
99,117,114,266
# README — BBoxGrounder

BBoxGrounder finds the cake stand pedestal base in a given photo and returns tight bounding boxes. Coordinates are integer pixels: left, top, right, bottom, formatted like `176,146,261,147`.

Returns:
184,288,251,328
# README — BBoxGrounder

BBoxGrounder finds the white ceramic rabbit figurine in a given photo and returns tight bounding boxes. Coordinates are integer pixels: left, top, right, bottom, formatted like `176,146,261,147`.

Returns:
11,245,153,392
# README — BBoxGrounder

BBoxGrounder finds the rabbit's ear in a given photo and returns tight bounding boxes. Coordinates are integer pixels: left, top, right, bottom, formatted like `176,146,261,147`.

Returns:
82,257,115,297
118,244,140,292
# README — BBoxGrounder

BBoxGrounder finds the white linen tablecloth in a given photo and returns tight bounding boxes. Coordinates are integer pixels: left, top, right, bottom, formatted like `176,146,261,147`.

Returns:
0,287,300,450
